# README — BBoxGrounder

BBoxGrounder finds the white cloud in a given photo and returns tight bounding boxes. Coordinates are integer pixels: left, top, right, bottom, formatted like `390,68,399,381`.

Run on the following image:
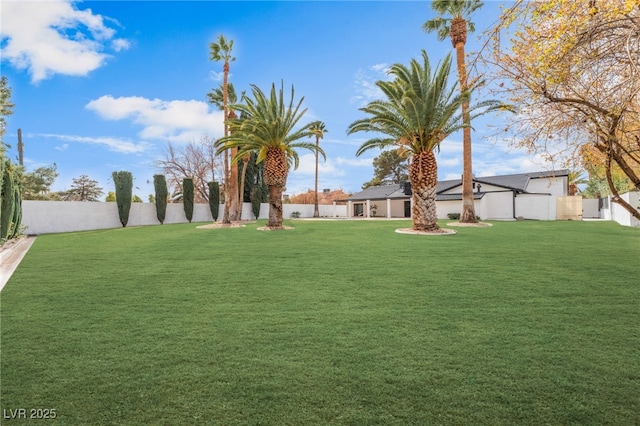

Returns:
336,157,373,167
292,153,346,177
209,70,225,82
55,143,69,151
350,63,390,106
111,38,131,52
85,95,224,142
0,0,130,82
40,133,149,154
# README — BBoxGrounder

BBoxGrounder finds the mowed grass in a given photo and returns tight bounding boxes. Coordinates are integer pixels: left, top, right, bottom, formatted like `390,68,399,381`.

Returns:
1,219,639,425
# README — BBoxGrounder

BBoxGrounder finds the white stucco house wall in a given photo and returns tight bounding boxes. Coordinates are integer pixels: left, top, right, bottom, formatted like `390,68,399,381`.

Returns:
345,170,570,220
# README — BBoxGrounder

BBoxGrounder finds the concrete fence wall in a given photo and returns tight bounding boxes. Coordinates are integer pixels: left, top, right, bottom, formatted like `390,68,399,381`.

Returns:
601,192,640,228
22,201,347,235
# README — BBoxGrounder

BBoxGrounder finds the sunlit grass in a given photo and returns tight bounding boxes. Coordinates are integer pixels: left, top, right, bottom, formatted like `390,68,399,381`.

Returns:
1,220,639,424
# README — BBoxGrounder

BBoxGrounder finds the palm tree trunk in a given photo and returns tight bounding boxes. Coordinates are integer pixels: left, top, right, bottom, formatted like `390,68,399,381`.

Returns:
313,137,320,218
452,17,477,224
267,184,285,228
229,146,240,220
409,151,440,231
221,61,231,224
264,148,288,229
238,155,249,220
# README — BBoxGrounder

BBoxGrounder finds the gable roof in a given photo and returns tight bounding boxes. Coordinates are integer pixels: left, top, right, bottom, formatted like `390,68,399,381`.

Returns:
346,183,408,201
346,170,569,201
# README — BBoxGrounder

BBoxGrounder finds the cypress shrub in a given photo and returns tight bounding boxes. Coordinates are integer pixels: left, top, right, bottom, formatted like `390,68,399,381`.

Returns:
250,186,267,220
153,174,168,224
0,161,15,241
183,177,194,223
208,181,219,221
250,187,261,220
0,159,22,241
112,171,133,227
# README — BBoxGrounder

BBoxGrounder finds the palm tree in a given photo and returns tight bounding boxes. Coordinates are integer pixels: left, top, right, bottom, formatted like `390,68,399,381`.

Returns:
424,0,483,223
209,84,254,220
209,34,238,224
348,51,498,232
568,170,587,196
217,82,325,229
309,121,327,218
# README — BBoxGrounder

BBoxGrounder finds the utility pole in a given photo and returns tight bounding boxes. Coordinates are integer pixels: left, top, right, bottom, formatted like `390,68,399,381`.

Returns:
17,128,24,166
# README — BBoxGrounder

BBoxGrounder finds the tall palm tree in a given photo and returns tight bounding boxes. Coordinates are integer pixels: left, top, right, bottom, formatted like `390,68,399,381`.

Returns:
309,121,327,218
424,0,483,223
217,82,325,229
209,35,238,223
348,50,498,232
209,84,254,219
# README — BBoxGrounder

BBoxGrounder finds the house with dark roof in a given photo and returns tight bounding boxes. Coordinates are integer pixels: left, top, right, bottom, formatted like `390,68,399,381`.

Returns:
345,170,570,220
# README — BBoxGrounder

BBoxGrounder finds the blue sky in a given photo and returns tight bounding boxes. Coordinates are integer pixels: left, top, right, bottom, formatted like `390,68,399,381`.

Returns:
1,0,548,200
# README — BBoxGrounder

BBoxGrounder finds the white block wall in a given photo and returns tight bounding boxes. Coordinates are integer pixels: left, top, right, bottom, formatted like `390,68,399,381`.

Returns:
21,201,347,235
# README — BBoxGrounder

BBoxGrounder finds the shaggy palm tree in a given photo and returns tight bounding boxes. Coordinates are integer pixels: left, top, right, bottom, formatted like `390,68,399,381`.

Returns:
348,50,499,232
424,0,483,223
217,82,325,229
309,121,327,218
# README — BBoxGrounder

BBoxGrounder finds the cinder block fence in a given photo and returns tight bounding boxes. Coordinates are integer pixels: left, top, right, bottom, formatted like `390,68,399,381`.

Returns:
21,201,347,235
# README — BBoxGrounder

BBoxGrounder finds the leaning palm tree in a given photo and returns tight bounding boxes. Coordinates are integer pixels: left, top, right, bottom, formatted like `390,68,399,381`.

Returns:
309,121,328,218
209,34,238,223
348,50,498,232
424,0,483,224
217,82,325,229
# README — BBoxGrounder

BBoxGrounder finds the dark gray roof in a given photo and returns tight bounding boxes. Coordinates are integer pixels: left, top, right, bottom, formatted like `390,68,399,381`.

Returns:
346,170,568,201
474,170,569,192
436,192,486,201
346,183,408,201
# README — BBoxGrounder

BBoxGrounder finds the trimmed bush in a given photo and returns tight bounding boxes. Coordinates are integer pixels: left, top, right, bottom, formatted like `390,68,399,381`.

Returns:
250,186,267,220
1,159,22,242
1,161,15,241
208,181,219,222
183,178,194,223
112,171,133,227
153,174,168,224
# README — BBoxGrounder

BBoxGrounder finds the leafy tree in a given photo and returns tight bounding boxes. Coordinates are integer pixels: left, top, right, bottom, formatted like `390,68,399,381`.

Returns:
112,171,133,227
0,76,14,144
209,34,238,224
0,77,22,243
153,174,168,224
581,163,632,199
105,191,116,202
148,194,155,203
309,121,327,218
424,0,484,223
1,158,22,242
241,152,268,202
132,195,143,203
217,82,325,229
183,177,194,223
208,181,220,221
155,136,221,203
62,174,103,201
362,150,408,189
485,0,640,220
348,51,501,232
22,163,59,200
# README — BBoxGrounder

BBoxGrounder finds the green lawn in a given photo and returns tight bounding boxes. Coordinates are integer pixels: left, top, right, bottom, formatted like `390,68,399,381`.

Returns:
1,220,639,425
